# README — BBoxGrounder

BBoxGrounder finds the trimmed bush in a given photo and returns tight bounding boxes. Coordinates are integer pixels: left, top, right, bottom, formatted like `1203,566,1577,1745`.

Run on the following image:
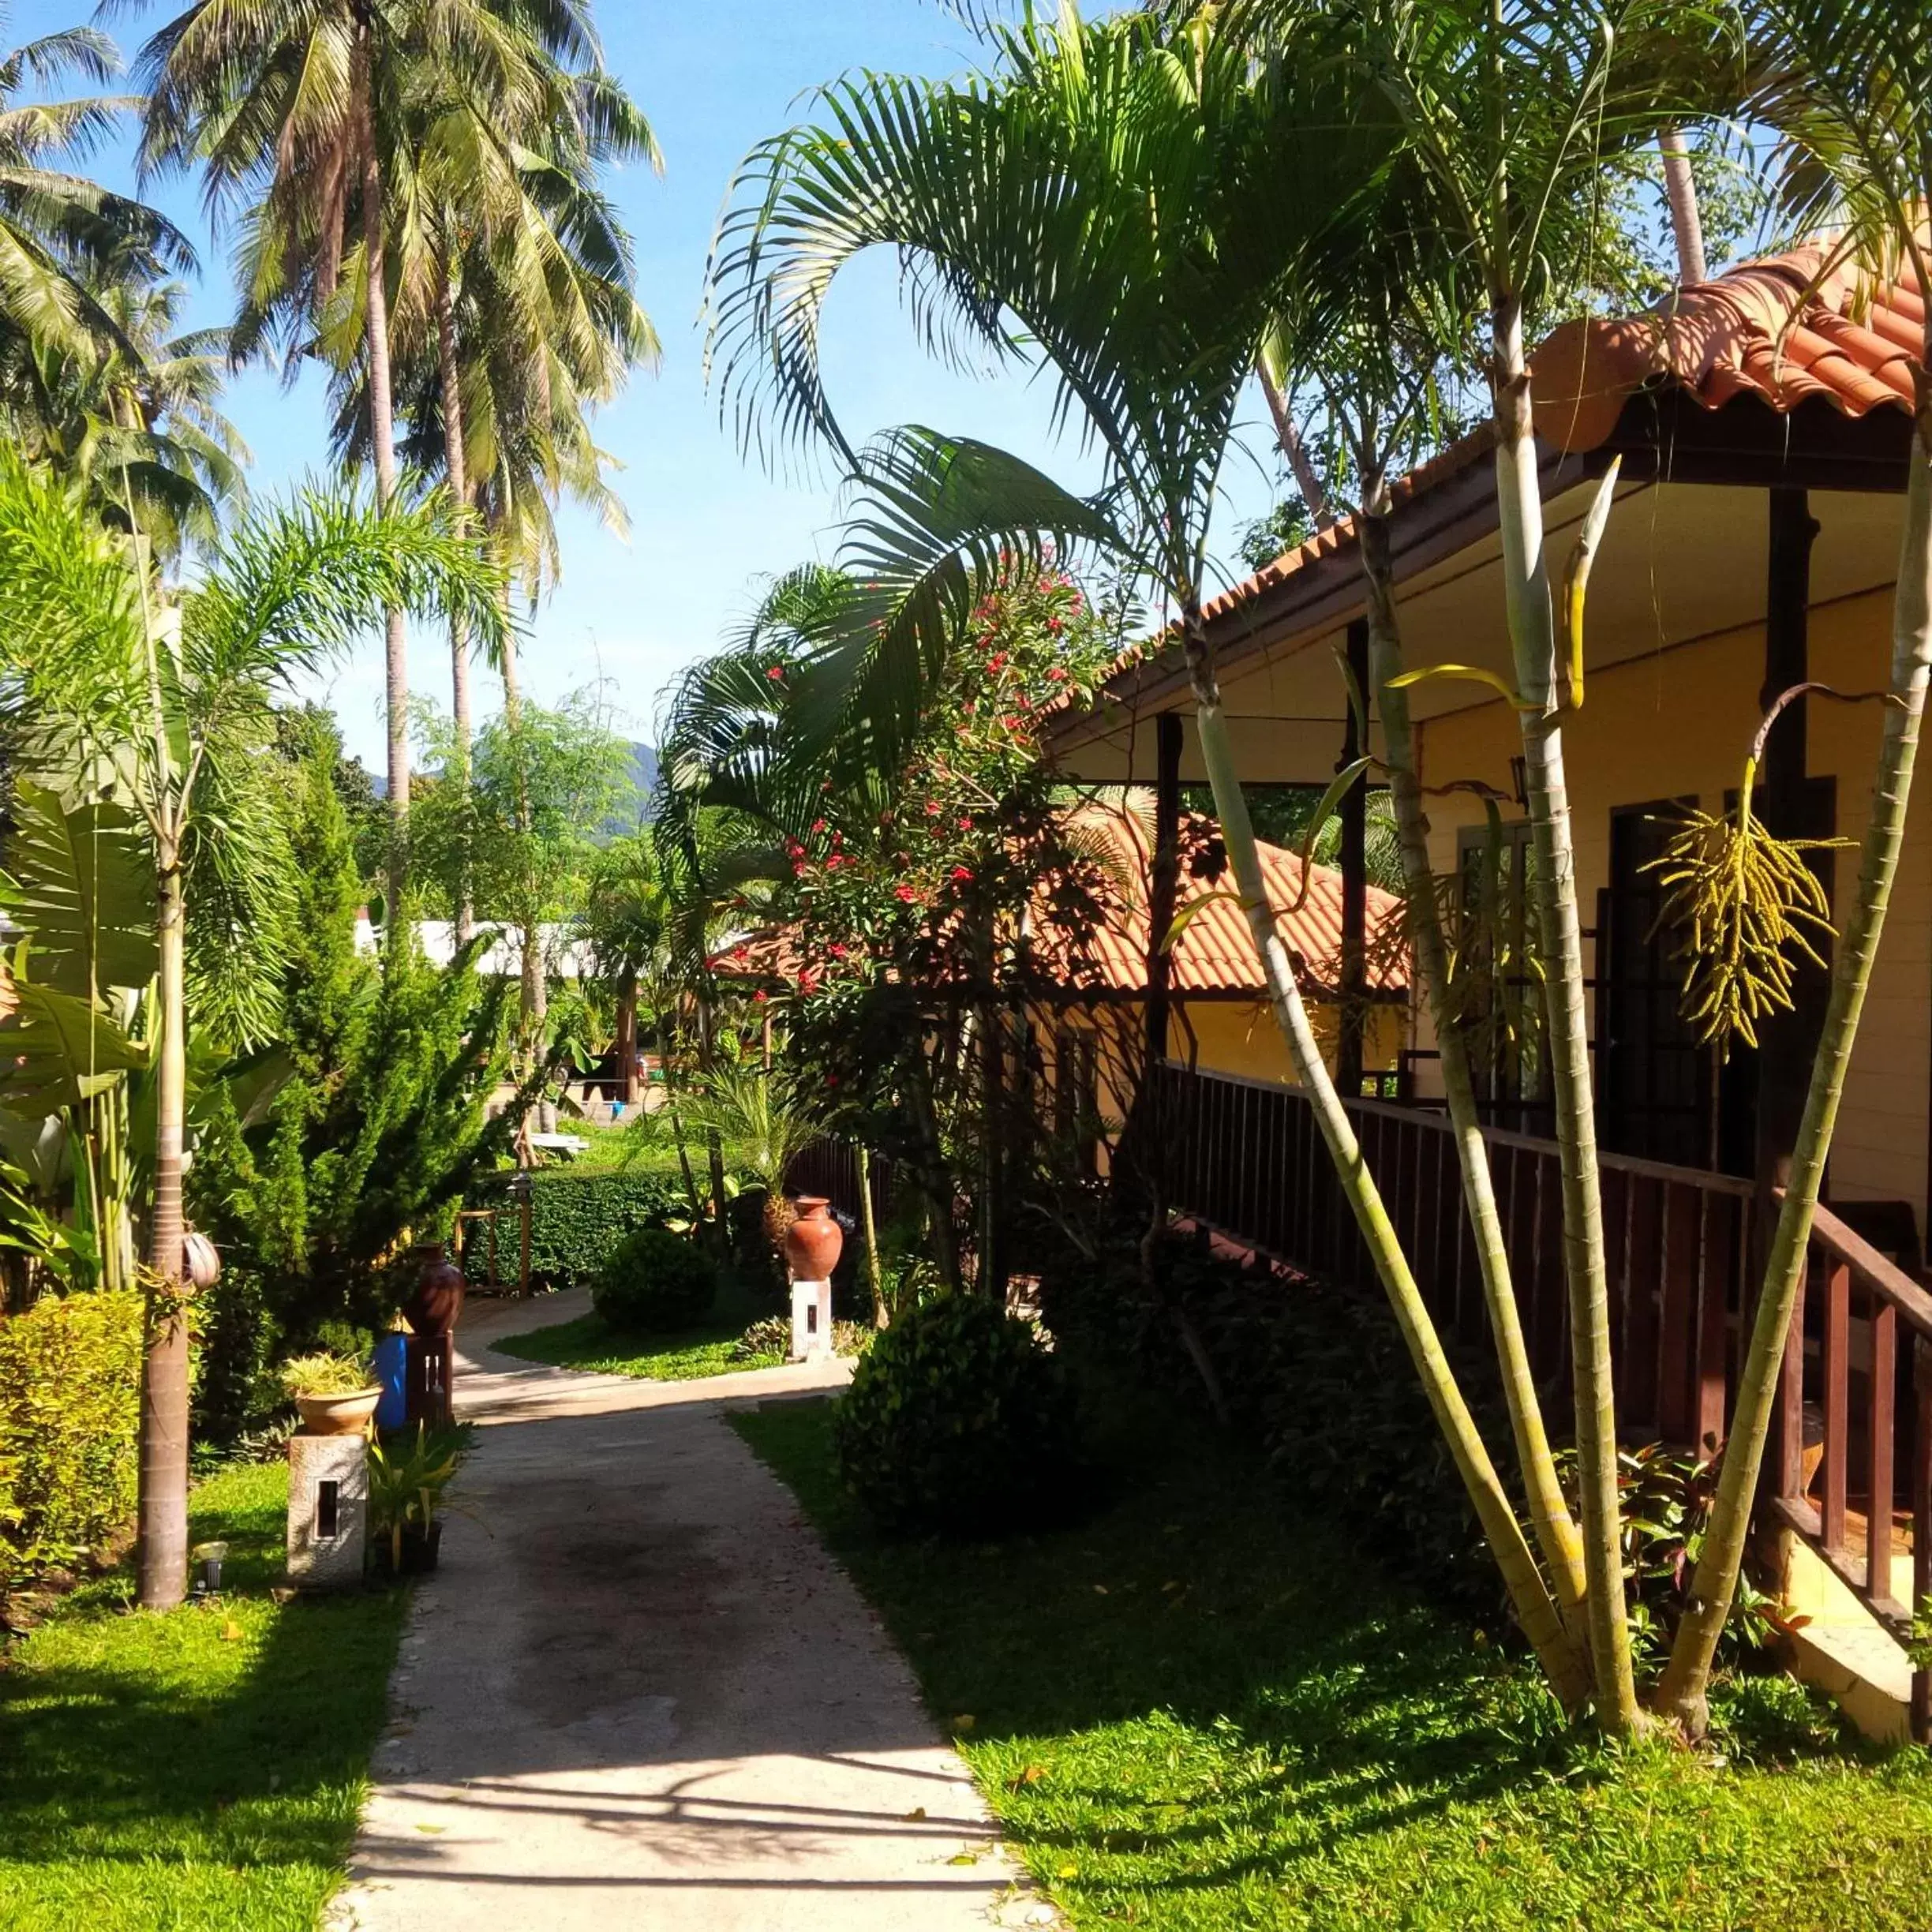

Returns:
0,1288,145,1585
832,1293,1081,1536
464,1169,684,1290
592,1228,718,1331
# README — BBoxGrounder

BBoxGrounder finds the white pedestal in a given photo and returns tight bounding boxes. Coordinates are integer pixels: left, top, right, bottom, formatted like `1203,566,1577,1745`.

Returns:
789,1277,834,1361
287,1433,369,1589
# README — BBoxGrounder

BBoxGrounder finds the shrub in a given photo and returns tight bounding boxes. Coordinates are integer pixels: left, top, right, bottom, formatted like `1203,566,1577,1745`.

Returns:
465,1169,683,1290
832,1292,1081,1536
593,1228,718,1331
0,1288,145,1585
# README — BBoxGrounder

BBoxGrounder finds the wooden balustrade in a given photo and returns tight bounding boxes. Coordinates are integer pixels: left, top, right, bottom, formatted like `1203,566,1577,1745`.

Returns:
1767,1200,1932,1739
1146,1059,1753,1443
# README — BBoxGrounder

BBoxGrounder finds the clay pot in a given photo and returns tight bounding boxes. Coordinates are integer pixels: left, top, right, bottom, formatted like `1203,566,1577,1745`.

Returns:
295,1387,382,1436
404,1242,467,1338
784,1196,844,1282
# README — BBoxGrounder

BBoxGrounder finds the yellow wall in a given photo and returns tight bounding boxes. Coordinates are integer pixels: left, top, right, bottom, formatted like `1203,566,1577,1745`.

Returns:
1411,585,1931,1225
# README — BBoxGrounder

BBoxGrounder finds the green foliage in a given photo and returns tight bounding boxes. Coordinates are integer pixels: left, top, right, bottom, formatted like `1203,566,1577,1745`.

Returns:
832,1292,1080,1536
467,1167,687,1290
0,1287,145,1585
275,1350,371,1400
367,1425,464,1574
592,1227,718,1333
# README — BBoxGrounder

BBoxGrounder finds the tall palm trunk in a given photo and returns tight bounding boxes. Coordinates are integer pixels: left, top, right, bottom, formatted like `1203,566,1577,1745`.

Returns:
1360,504,1589,1634
1490,294,1638,1732
1181,597,1589,1709
136,849,189,1610
1661,371,1932,1735
1657,129,1708,286
357,23,408,926
858,1142,887,1325
695,992,730,1255
436,258,475,945
1257,358,1333,527
616,968,639,1106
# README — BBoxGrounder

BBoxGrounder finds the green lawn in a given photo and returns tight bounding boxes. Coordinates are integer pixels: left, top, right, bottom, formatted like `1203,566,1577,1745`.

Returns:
730,1391,1932,1932
494,1309,784,1380
0,1462,406,1932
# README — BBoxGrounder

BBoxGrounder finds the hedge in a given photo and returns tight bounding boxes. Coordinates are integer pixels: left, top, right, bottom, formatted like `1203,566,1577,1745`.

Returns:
0,1288,145,1586
462,1169,686,1290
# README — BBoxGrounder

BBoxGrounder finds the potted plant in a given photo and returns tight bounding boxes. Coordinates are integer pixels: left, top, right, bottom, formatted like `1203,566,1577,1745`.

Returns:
280,1350,382,1437
368,1425,464,1576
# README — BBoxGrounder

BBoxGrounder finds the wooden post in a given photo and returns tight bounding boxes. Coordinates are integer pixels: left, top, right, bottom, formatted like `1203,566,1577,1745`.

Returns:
1337,617,1369,1096
1146,713,1183,1069
1753,488,1824,1186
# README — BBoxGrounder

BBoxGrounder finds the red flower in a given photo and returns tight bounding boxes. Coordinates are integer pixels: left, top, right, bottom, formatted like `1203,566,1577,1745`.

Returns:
828,942,849,959
766,665,785,681
925,801,943,817
753,989,769,1004
811,818,827,833
826,1074,841,1088
949,865,974,883
987,651,1008,672
798,969,820,994
792,860,808,877
1046,665,1069,682
894,884,919,903
958,816,973,831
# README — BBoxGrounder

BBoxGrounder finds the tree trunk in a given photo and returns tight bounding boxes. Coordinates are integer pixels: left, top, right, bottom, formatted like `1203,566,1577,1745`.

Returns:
905,1047,963,1293
135,856,189,1610
1658,129,1709,287
616,969,639,1107
357,21,410,927
1490,294,1638,1732
1660,374,1932,1734
695,994,730,1256
858,1143,887,1325
1257,358,1334,527
436,259,475,946
1181,597,1589,1709
1361,502,1589,1636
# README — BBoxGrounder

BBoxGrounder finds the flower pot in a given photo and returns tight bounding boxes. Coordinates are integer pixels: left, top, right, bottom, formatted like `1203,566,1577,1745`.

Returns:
784,1195,844,1282
294,1387,382,1437
404,1243,467,1338
375,1519,442,1578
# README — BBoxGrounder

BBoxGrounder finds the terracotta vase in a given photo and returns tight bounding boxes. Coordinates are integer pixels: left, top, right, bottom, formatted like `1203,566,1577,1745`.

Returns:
405,1242,467,1338
784,1196,844,1282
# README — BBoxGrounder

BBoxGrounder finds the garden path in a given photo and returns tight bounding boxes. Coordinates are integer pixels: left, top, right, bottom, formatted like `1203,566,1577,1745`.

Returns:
328,1290,1051,1932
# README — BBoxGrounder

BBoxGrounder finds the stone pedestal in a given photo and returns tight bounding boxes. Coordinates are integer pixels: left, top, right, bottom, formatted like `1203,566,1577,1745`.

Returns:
287,1433,368,1589
789,1277,833,1362
406,1333,455,1430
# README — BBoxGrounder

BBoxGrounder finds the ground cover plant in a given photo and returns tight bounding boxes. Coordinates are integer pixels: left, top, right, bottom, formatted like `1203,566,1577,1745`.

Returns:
731,1391,1932,1932
496,1311,784,1381
0,1460,406,1931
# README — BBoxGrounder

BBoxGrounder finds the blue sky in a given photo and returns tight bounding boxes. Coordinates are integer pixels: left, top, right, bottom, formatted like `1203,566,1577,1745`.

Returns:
24,0,1285,766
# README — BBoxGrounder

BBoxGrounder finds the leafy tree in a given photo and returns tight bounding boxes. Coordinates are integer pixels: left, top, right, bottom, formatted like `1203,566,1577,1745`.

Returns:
0,455,500,1608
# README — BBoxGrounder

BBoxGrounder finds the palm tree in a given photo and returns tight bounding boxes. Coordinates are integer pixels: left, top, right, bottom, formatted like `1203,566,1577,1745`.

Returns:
0,273,247,556
583,831,668,1109
0,458,503,1608
1652,0,1932,1738
0,11,193,365
133,0,560,914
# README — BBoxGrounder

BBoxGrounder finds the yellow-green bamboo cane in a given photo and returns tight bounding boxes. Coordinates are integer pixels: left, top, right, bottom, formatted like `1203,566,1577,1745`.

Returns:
1182,604,1591,1709
1491,295,1638,1732
1361,505,1589,1638
1659,377,1932,1735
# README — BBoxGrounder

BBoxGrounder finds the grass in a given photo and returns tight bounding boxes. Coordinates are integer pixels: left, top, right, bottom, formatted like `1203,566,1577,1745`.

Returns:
730,1388,1932,1932
495,1309,782,1380
0,1461,407,1932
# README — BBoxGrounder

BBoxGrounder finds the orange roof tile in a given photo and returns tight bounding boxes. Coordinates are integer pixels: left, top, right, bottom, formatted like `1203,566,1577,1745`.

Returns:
713,804,1409,1001
1533,245,1925,454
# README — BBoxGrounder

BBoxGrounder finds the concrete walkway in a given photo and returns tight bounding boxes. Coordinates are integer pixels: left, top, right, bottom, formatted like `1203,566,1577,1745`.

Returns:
329,1291,1051,1931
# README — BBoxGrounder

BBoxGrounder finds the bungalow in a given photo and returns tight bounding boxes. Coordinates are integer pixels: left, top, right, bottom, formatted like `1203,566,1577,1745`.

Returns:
1043,245,1930,1739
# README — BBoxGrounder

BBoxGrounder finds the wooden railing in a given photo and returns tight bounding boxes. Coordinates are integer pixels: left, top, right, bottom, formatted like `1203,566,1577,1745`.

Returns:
1144,1059,1753,1445
1769,1200,1931,1737
787,1138,897,1229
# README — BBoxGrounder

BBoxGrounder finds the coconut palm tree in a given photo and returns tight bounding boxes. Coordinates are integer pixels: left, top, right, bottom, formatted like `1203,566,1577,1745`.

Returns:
706,7,1597,1705
1651,0,1932,1738
0,273,246,556
0,457,504,1608
0,11,193,366
133,0,567,912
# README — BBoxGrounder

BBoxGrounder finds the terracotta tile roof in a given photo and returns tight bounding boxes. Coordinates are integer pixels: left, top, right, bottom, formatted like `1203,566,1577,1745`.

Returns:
1073,804,1408,997
1532,245,1925,454
713,804,1408,1000
1048,244,1925,726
